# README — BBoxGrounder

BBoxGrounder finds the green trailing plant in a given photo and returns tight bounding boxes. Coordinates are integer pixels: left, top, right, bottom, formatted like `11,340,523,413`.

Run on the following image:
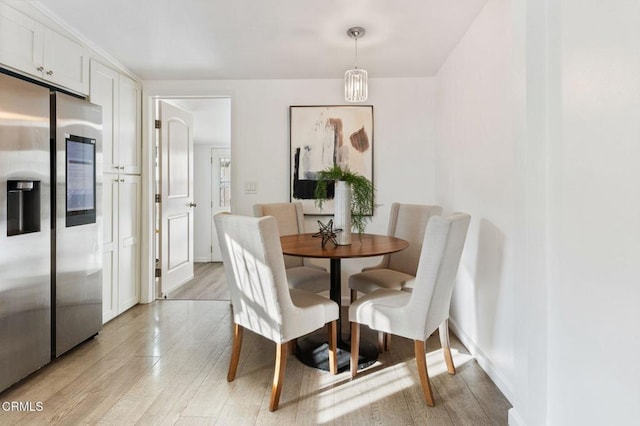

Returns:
313,164,375,234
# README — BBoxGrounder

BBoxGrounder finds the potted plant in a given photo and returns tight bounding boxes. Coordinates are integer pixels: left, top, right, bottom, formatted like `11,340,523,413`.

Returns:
313,164,375,242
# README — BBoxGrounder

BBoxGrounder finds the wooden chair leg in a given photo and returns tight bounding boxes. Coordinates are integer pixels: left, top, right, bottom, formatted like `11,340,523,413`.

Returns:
377,331,391,352
439,320,456,375
227,323,243,382
350,322,360,378
350,289,357,304
414,340,435,406
327,321,338,375
377,331,385,353
269,342,288,412
290,338,297,355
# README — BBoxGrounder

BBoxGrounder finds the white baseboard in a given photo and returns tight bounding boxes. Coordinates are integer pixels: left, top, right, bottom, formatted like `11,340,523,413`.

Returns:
194,256,210,263
508,407,525,426
448,318,515,404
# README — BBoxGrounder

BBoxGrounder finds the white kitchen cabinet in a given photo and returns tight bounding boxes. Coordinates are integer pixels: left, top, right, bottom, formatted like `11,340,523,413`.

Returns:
103,176,117,322
0,3,42,76
0,3,88,94
89,61,117,174
91,59,142,323
42,27,88,94
89,60,141,175
117,74,142,174
102,175,141,323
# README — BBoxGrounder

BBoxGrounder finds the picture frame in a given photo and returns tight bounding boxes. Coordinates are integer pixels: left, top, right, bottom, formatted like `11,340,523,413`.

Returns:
290,105,374,215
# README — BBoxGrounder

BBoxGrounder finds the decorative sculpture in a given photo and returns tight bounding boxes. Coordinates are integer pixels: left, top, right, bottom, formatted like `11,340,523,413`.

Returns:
312,219,342,248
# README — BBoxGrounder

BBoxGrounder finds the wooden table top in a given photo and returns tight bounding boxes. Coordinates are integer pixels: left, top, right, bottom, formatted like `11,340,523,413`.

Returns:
280,233,409,260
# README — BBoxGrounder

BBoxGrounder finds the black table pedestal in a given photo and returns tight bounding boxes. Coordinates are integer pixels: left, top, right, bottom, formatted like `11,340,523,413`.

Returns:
294,258,378,372
295,333,378,372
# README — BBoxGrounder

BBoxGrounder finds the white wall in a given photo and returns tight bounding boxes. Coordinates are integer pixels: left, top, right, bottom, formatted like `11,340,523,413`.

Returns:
546,1,640,424
142,77,438,298
437,0,640,424
170,98,230,146
435,0,516,403
193,144,212,262
191,99,231,262
192,98,231,146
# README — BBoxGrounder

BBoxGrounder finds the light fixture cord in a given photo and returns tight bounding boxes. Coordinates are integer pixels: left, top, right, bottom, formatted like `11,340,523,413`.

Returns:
354,37,359,69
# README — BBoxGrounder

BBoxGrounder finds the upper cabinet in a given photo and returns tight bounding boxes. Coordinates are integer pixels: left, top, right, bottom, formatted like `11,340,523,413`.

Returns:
42,27,88,94
0,3,42,75
90,60,142,175
117,74,142,175
0,3,88,95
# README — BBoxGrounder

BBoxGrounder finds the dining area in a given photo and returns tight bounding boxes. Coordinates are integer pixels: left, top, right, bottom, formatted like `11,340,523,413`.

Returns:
214,201,472,412
0,199,509,425
0,174,506,425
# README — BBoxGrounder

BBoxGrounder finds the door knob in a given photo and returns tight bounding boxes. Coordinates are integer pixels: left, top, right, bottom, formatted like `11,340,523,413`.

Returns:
188,202,197,208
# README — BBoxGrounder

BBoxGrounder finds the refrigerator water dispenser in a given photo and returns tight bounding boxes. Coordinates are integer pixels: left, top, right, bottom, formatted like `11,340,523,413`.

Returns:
7,180,40,236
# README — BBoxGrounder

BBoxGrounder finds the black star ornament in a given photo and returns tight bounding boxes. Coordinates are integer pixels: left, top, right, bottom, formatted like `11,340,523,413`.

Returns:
312,219,343,248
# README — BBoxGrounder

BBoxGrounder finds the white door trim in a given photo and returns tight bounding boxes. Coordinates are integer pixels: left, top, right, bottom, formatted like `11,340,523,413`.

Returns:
140,90,235,303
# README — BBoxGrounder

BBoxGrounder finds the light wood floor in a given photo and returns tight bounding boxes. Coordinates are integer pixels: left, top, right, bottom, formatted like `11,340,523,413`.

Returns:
168,262,229,300
0,300,511,425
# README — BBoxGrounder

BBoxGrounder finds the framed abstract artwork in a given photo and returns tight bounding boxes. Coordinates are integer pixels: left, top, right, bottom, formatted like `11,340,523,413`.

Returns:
289,105,374,215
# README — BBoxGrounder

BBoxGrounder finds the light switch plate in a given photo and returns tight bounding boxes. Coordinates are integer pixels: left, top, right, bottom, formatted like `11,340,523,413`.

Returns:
244,181,258,194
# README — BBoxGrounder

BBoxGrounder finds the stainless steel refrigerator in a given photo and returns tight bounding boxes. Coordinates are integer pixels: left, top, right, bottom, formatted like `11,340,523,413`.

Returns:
0,72,52,392
0,71,102,392
51,91,103,358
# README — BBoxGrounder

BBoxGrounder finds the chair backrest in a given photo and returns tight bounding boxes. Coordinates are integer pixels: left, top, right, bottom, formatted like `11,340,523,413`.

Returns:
214,213,297,343
407,213,471,339
253,202,305,268
384,203,443,275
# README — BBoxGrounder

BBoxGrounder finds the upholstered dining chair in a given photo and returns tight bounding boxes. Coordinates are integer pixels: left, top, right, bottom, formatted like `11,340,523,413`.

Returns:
349,213,471,407
349,203,442,350
349,203,443,301
214,213,339,411
254,202,330,293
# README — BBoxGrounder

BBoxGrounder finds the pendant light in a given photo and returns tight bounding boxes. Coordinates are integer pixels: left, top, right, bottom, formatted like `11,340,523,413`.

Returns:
345,27,368,103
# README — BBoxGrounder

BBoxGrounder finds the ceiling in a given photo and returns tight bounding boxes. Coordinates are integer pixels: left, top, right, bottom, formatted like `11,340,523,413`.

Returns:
35,0,488,80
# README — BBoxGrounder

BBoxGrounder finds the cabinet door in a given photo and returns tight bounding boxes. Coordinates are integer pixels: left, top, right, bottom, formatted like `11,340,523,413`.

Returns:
0,3,44,77
42,28,88,94
118,75,142,174
117,175,141,312
90,60,119,174
102,176,119,323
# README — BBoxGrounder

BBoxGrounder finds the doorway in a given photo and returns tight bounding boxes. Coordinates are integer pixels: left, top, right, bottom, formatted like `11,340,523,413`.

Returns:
153,96,231,300
209,148,231,262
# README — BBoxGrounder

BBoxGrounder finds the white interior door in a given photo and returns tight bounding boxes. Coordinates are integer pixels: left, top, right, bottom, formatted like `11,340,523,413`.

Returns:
159,100,194,296
211,148,231,262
